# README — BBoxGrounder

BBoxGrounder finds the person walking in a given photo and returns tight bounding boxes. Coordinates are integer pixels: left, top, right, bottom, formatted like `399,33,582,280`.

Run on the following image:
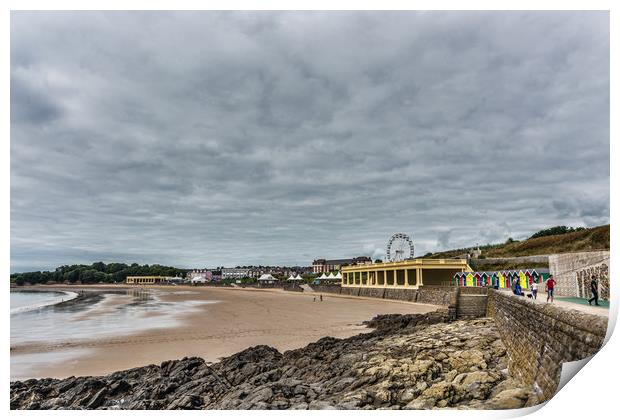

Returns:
531,281,538,300
546,275,555,303
320,294,323,302
588,275,600,306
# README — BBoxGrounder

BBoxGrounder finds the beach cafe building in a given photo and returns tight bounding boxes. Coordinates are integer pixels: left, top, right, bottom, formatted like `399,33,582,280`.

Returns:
126,276,169,285
341,259,471,289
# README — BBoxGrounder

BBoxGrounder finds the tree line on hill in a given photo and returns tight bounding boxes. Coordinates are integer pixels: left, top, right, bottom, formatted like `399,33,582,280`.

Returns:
10,262,188,286
528,225,586,239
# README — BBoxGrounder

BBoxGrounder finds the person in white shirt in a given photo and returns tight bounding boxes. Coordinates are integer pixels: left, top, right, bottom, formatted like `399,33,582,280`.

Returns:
531,282,538,300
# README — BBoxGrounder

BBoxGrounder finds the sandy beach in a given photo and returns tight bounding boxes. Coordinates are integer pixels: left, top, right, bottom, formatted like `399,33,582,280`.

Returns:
11,285,440,380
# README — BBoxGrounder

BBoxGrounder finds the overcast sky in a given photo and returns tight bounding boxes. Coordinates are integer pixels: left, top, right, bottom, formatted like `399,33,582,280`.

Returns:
10,11,609,272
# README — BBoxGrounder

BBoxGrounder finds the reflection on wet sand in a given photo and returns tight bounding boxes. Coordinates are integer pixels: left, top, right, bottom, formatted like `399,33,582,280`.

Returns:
10,288,217,380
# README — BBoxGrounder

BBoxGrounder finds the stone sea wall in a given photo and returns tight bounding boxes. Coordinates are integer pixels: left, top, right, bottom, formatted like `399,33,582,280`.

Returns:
417,287,454,306
486,289,607,401
311,284,344,295
311,285,454,307
455,287,488,319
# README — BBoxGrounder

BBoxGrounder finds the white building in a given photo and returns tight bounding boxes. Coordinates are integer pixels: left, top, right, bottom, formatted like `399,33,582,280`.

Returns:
221,268,251,280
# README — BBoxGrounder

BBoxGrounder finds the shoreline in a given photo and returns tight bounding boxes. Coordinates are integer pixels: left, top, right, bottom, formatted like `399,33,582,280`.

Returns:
11,311,542,410
10,289,80,315
10,285,607,410
11,285,441,380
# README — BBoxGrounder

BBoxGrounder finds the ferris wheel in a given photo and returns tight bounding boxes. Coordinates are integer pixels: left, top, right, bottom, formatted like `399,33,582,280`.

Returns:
386,233,414,262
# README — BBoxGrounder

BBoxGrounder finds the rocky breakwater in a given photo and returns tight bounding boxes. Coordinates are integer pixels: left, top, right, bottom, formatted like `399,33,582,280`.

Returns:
11,310,538,410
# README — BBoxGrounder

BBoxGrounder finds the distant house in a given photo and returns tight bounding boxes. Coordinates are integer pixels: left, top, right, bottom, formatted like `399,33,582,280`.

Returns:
312,256,371,273
470,247,482,258
186,270,211,282
210,269,222,282
222,268,251,280
190,276,208,285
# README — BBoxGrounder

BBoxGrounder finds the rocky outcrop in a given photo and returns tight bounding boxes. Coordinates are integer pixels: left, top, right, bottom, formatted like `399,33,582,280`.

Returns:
363,309,449,333
10,311,538,410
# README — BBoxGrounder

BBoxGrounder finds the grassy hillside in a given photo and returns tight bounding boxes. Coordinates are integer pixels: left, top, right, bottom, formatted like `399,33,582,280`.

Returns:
430,224,609,259
485,224,609,257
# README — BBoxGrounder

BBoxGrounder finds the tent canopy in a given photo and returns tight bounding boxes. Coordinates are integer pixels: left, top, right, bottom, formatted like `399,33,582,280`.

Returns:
258,274,276,281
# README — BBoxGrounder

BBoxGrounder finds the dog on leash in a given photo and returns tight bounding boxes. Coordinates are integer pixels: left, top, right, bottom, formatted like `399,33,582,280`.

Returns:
526,293,533,299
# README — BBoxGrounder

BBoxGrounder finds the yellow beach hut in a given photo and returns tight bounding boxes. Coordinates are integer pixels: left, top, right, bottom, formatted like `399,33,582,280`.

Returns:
498,271,507,288
466,272,475,287
518,270,528,290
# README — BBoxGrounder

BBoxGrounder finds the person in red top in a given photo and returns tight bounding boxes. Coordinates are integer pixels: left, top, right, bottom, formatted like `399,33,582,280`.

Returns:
546,275,556,303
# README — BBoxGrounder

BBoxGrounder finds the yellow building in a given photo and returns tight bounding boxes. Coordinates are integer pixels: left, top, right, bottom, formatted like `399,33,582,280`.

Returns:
126,276,168,285
341,259,472,289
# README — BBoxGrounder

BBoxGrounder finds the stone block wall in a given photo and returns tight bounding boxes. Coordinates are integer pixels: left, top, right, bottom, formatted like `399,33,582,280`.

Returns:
548,251,610,298
340,287,360,296
456,294,488,319
359,288,388,299
417,287,453,305
458,286,489,295
487,289,607,402
385,288,419,301
311,284,343,295
309,285,454,307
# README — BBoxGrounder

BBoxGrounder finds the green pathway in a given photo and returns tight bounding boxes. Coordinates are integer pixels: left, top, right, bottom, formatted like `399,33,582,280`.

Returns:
555,296,610,309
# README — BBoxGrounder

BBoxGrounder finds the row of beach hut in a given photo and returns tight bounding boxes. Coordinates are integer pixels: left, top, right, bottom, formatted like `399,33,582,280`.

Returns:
454,269,550,290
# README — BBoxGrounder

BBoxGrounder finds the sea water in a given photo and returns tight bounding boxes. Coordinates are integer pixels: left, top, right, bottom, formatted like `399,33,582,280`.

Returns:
10,290,77,315
10,289,216,380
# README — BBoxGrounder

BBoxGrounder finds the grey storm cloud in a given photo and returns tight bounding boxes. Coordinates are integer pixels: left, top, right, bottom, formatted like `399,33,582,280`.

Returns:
10,11,610,272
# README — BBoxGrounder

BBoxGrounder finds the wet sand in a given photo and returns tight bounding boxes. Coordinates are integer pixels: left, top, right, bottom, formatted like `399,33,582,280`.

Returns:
11,285,440,380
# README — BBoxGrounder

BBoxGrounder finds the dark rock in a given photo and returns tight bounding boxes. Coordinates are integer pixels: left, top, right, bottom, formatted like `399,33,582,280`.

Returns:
86,388,108,409
10,310,537,410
